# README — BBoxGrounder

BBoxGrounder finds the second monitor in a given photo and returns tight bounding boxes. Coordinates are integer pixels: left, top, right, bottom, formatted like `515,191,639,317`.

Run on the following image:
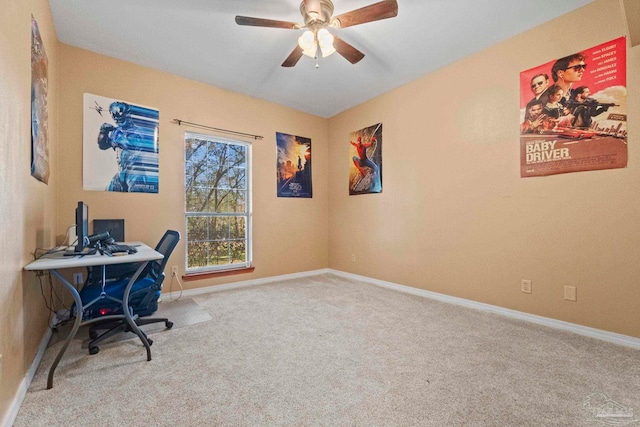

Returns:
93,219,125,242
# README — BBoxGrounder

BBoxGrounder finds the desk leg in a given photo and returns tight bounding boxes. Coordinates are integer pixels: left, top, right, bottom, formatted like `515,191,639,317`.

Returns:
122,261,152,361
48,270,83,389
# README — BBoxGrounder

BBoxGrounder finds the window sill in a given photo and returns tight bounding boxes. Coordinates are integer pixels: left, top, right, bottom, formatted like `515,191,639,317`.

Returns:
182,266,255,282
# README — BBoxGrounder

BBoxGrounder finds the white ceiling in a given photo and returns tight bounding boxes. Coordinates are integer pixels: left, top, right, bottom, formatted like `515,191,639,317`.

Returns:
48,0,593,118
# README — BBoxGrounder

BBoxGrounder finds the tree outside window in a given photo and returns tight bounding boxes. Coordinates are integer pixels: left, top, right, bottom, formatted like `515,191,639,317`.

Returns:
184,132,251,272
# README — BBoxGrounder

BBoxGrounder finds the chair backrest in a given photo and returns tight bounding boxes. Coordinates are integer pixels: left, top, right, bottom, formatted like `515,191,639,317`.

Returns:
85,230,181,286
147,230,181,281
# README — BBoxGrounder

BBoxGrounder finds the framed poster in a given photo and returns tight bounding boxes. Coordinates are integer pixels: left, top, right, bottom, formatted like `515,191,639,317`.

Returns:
31,16,49,184
349,123,382,195
519,37,627,178
276,132,312,198
83,93,159,193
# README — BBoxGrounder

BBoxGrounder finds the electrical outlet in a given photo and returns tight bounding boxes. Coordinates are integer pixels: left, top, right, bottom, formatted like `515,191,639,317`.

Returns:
521,279,532,294
564,286,577,301
171,266,179,277
351,254,356,263
73,272,84,285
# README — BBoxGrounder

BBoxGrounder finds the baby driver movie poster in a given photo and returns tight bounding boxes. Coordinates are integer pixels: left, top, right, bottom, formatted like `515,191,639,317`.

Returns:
519,37,626,178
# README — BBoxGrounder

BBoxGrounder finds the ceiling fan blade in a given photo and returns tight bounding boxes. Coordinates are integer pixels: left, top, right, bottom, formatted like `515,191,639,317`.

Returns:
333,36,365,64
235,15,298,29
332,0,398,28
282,45,304,67
303,0,322,18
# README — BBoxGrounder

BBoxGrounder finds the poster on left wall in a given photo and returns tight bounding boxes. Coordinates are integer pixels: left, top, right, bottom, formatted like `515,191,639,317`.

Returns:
83,93,159,193
31,16,49,184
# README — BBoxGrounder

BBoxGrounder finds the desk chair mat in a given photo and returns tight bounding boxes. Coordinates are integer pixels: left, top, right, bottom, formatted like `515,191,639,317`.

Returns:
49,298,212,349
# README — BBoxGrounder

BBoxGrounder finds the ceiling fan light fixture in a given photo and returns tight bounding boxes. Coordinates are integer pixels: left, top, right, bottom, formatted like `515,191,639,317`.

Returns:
320,44,336,57
236,0,399,67
298,30,315,50
297,30,317,57
317,28,336,57
302,45,318,58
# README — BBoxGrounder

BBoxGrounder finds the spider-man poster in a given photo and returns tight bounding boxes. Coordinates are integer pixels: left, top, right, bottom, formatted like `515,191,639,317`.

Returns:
349,123,382,195
83,93,159,193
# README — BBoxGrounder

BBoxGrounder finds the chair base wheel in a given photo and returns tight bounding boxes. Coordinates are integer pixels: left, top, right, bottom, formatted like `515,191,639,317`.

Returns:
89,346,99,355
166,321,174,329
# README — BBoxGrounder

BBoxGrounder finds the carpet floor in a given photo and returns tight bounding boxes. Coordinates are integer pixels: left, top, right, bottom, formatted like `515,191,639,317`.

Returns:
13,274,640,426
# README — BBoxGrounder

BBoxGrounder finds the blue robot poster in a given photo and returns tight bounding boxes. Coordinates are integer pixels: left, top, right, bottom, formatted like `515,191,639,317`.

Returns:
276,132,312,198
83,93,159,193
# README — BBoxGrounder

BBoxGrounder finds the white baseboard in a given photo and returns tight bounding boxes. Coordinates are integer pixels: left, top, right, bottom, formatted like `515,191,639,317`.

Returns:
163,267,640,349
161,268,332,300
3,327,52,427
10,267,638,426
328,269,640,350
9,269,331,424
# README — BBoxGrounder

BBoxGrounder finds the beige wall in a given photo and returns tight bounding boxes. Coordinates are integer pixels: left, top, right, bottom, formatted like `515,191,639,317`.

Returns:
2,0,639,423
329,0,640,338
55,44,330,284
2,4,329,423
0,0,59,422
622,0,640,46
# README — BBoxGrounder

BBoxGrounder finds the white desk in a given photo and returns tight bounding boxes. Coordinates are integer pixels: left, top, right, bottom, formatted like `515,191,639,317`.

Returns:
24,242,163,389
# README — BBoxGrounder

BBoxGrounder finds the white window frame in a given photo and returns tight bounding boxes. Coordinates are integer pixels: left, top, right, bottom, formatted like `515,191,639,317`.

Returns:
184,131,252,273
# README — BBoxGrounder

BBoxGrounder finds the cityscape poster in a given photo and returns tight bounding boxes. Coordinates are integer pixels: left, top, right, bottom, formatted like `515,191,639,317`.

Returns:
276,132,312,198
31,16,49,184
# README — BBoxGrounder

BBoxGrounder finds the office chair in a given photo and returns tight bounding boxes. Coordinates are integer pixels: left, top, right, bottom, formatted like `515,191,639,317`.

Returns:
81,230,181,355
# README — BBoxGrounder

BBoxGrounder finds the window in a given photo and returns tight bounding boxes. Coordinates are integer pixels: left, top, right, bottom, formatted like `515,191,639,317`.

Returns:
184,132,251,273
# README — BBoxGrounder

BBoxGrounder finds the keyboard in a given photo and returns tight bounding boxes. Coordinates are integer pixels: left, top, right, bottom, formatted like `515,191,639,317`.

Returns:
103,244,137,255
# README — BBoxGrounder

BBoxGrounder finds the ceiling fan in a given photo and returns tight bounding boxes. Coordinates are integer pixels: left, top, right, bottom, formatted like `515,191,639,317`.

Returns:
235,0,398,67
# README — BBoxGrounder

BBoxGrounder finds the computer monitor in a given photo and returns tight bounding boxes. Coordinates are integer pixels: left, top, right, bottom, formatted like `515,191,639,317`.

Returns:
74,201,89,252
93,219,125,242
